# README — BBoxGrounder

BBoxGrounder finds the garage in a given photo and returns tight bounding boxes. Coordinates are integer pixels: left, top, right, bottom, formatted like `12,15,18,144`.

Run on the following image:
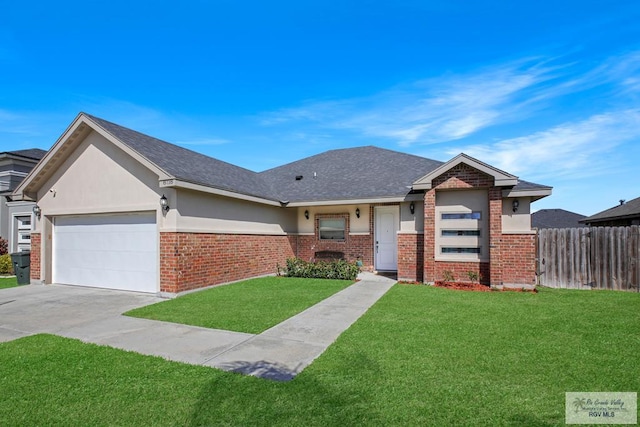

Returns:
53,213,158,293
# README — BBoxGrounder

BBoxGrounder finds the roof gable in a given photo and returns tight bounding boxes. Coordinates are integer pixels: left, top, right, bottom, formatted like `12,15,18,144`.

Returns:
412,153,518,190
16,113,281,203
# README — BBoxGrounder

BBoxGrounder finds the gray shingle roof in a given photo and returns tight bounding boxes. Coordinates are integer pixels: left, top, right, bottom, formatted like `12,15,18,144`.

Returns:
1,148,47,160
581,196,640,223
82,114,552,204
511,179,552,192
85,114,280,201
260,146,444,202
532,209,586,229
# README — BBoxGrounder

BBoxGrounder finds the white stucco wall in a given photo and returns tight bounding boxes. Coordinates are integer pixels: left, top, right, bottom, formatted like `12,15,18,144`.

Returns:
400,200,424,233
501,197,534,233
34,131,162,232
171,189,297,234
296,204,370,234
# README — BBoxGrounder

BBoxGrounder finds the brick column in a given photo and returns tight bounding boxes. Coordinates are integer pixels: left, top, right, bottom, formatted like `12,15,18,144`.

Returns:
398,232,424,282
29,233,41,280
423,190,436,283
488,188,503,286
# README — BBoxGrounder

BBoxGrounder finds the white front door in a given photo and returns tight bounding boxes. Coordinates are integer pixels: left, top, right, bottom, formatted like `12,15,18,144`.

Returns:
375,206,399,271
53,213,158,293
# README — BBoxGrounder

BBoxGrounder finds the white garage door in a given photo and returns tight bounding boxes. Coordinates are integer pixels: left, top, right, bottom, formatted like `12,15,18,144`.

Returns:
53,213,158,293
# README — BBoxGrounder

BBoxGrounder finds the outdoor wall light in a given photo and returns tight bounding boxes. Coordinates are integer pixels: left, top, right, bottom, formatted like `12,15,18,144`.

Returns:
33,204,41,219
410,202,415,215
304,210,309,220
160,195,170,213
512,199,520,213
355,208,360,218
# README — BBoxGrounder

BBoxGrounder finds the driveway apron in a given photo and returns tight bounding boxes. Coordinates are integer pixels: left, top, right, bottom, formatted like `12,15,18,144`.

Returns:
0,273,396,381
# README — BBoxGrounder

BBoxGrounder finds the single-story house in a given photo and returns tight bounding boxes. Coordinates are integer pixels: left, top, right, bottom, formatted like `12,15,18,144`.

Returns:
16,113,552,294
0,149,47,252
531,209,586,229
581,197,640,226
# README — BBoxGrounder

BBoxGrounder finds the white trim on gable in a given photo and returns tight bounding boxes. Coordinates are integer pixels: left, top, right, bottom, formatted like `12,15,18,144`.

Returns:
159,179,283,207
14,113,172,200
412,153,518,190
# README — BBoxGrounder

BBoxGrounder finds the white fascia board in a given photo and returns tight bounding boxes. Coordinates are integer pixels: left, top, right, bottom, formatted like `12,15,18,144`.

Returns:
160,179,283,207
287,196,415,207
502,188,553,199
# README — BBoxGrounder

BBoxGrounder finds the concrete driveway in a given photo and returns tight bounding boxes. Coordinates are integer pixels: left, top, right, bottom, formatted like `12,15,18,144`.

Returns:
0,273,396,381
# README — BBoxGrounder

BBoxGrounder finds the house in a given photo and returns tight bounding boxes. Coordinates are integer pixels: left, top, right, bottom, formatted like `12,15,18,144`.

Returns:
581,197,640,226
531,209,586,229
0,149,47,252
16,113,552,294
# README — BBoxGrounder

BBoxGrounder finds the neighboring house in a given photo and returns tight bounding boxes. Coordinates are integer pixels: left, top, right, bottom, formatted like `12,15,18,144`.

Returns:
16,113,552,294
581,197,640,226
0,149,47,252
531,209,586,229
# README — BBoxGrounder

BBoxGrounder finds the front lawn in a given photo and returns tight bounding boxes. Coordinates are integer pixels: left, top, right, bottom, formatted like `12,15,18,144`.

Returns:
125,276,353,334
1,286,638,425
0,276,18,289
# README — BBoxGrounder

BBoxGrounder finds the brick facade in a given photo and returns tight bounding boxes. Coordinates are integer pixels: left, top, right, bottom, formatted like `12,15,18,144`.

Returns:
434,261,490,285
294,212,374,270
159,232,295,293
501,233,536,285
420,163,537,287
29,233,41,280
398,232,424,282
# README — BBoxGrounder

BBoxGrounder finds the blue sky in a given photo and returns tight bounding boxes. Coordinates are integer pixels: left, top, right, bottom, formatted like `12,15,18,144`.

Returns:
1,0,639,216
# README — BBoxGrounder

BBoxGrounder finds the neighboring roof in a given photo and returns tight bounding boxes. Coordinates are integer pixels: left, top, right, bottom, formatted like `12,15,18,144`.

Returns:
260,146,443,203
0,148,47,161
532,209,587,229
581,196,640,224
16,113,553,205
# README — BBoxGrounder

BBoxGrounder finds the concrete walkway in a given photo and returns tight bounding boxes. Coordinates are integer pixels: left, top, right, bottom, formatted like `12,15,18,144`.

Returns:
0,273,396,381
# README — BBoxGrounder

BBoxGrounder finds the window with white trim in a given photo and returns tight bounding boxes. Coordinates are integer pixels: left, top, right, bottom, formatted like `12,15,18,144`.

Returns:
16,215,32,251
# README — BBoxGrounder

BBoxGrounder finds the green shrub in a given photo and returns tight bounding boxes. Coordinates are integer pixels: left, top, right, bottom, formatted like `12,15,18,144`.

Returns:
0,254,13,275
0,237,7,256
284,258,359,281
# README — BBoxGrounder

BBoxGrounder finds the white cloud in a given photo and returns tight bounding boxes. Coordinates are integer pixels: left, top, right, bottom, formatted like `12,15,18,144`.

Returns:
450,109,640,179
260,51,640,147
260,58,561,145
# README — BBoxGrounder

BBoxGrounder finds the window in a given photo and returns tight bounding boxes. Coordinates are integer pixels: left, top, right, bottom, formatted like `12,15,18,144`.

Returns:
318,218,346,240
441,212,481,220
442,229,481,237
442,247,481,255
15,215,33,251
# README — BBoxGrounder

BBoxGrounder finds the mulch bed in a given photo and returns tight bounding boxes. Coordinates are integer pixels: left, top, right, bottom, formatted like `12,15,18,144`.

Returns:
434,281,491,292
399,281,537,293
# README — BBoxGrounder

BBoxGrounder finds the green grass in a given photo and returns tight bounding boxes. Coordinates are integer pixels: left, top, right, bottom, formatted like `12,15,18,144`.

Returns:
125,276,353,334
1,286,638,426
0,276,18,289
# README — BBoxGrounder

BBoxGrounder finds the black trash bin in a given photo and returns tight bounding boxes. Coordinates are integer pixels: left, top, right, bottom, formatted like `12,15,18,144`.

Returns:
10,251,30,285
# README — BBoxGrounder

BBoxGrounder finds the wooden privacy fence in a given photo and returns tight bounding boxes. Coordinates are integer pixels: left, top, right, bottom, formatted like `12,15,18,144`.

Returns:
537,226,640,291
